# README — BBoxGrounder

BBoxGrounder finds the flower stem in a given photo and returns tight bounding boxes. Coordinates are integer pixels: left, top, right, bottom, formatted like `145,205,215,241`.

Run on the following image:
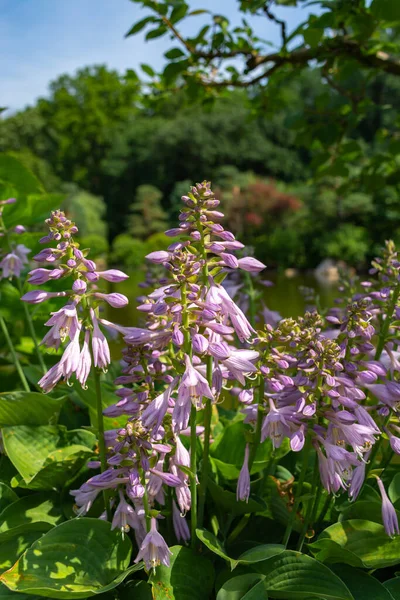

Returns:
190,404,198,548
315,493,333,530
297,456,320,552
248,376,265,472
375,282,400,360
92,365,112,521
21,297,47,375
282,434,312,548
0,316,30,392
198,355,213,528
142,473,151,533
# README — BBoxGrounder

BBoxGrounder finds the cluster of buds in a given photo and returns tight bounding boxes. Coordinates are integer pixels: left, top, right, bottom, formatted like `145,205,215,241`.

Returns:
0,198,30,280
21,211,129,391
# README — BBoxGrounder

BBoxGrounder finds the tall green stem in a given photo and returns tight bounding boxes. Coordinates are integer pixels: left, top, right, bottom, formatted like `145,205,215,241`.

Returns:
297,457,320,551
248,376,265,472
190,404,198,548
22,300,47,374
198,355,213,528
1,216,46,374
92,365,112,521
282,434,312,548
0,316,30,391
142,473,151,533
375,282,400,360
196,221,214,531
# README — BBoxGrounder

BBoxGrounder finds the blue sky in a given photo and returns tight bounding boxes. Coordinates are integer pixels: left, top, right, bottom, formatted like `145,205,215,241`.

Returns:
0,0,315,114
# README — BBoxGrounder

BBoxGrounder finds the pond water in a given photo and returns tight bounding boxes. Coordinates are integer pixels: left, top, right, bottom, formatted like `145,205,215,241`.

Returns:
105,269,340,329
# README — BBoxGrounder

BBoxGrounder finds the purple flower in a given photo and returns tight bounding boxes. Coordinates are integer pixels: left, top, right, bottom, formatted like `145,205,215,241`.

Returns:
207,280,255,342
60,328,81,381
237,444,250,502
377,478,399,537
94,292,128,308
76,330,92,388
14,225,26,234
21,290,67,304
172,500,190,542
0,253,23,279
111,491,140,534
172,355,213,432
134,517,172,571
41,304,80,348
146,251,170,264
72,279,87,294
38,361,63,393
221,252,239,269
91,309,110,369
237,257,266,273
141,379,177,435
349,462,366,501
192,333,209,354
28,268,65,284
97,269,129,282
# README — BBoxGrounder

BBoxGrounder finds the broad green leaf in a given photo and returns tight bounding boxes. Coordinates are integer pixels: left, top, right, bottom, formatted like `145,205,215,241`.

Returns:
0,518,133,599
0,493,64,540
338,500,388,524
308,538,365,569
2,426,95,490
0,583,41,598
0,391,65,427
27,193,65,225
0,283,21,320
252,550,353,600
389,473,400,505
149,545,214,600
217,574,267,600
196,528,234,567
384,578,400,599
0,483,18,514
370,0,400,21
208,479,266,516
0,530,46,571
73,378,127,430
316,519,400,569
236,544,285,566
211,419,285,476
331,565,393,600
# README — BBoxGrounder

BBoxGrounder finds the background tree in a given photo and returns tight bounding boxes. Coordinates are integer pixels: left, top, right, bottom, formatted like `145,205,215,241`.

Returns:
129,184,168,238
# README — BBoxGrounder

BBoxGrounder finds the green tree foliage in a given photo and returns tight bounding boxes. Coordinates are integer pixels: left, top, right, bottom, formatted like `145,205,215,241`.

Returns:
129,185,168,239
62,185,108,238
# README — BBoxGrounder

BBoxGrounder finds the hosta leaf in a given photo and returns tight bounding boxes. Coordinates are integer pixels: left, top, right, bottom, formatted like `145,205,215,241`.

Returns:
0,530,46,571
252,550,353,599
331,565,393,600
208,479,266,516
236,544,285,566
0,518,133,599
315,519,400,569
149,545,214,600
0,583,41,598
389,473,400,506
2,426,95,490
383,578,400,599
0,492,64,540
308,538,364,569
217,574,268,600
0,483,18,514
0,391,65,427
210,419,286,475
